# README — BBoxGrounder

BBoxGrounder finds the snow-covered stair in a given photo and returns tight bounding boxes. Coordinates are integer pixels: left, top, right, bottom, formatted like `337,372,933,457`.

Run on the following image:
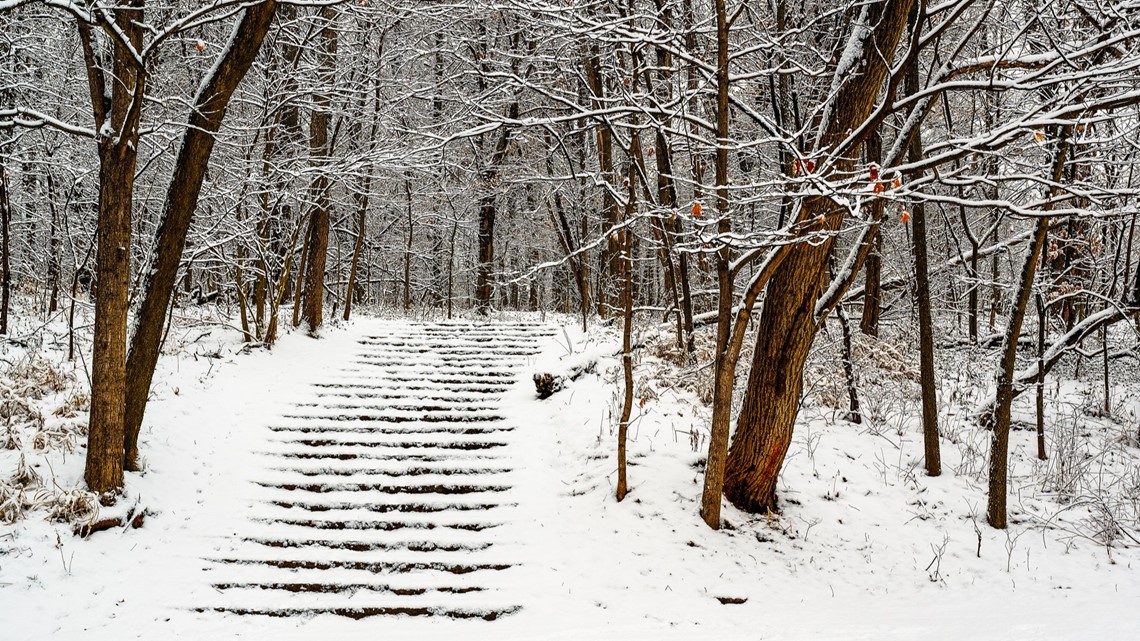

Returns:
198,321,553,620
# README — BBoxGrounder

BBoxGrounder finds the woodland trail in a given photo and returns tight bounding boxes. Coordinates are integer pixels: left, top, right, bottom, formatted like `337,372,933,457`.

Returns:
196,321,555,621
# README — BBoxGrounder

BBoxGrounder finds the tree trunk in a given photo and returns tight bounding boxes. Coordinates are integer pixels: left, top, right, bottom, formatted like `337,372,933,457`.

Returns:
837,304,862,424
301,6,337,334
474,102,518,314
404,176,414,313
723,0,916,514
860,131,884,337
121,1,279,470
906,51,941,477
83,2,145,495
583,46,618,318
1035,294,1047,460
87,143,136,495
616,186,635,503
698,0,734,528
987,128,1070,529
0,160,10,335
344,203,366,321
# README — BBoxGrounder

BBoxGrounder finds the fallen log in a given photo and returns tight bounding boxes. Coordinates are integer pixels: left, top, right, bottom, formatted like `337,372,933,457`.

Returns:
533,363,594,399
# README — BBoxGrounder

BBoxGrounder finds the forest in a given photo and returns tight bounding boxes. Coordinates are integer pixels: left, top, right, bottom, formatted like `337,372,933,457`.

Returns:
2,0,1140,637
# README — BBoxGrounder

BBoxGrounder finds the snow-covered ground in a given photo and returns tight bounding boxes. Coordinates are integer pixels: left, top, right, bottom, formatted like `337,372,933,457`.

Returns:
2,312,1139,640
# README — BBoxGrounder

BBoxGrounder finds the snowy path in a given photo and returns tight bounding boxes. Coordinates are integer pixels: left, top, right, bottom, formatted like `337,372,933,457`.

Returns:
196,322,553,621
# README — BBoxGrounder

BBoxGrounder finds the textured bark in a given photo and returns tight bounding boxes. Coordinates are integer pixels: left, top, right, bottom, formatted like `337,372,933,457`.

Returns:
122,1,279,471
344,201,366,321
698,0,734,528
474,102,518,314
301,6,338,333
403,176,413,313
906,53,941,477
302,200,330,331
837,305,862,424
860,132,884,336
987,128,1069,529
616,182,635,503
583,47,619,318
85,1,145,495
723,203,834,512
724,0,916,514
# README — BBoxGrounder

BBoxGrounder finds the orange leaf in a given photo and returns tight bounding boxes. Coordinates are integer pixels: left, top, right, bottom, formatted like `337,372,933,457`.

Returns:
691,202,703,218
901,210,911,224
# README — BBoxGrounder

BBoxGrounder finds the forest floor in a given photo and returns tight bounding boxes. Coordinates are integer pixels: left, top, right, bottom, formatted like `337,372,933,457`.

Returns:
2,312,1139,640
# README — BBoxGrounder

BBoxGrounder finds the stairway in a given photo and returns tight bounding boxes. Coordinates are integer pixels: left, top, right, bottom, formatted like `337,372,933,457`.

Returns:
199,321,553,620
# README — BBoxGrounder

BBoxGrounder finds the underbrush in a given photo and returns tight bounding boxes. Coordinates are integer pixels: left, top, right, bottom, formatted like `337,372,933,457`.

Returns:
633,316,1140,559
0,350,94,529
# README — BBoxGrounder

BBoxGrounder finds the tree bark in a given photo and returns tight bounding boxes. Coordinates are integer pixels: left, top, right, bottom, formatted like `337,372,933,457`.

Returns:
723,0,916,514
987,127,1070,529
0,159,10,335
474,102,519,314
837,304,862,424
583,45,618,318
301,6,338,333
121,1,279,471
1035,294,1047,460
84,1,145,495
860,131,884,336
616,176,635,503
698,0,734,528
906,48,941,477
344,200,366,321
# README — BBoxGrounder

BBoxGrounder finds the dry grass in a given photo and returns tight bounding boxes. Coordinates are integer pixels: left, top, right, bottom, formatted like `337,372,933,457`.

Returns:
0,350,93,527
37,487,99,525
648,330,718,405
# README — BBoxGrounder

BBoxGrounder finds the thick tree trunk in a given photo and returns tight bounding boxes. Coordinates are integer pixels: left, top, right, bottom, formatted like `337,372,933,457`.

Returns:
87,143,136,495
723,205,834,512
121,1,279,470
83,2,145,495
302,200,330,332
475,195,494,313
723,0,915,514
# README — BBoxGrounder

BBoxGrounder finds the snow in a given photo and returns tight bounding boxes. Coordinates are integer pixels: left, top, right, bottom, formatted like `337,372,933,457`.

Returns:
2,314,1139,640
